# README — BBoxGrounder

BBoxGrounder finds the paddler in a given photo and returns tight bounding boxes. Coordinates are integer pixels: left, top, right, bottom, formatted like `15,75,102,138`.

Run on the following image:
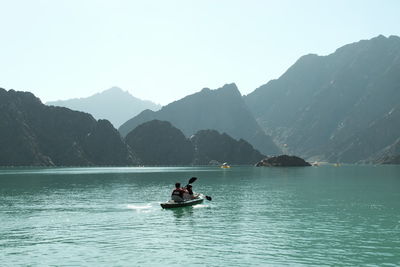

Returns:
183,184,195,200
171,182,185,202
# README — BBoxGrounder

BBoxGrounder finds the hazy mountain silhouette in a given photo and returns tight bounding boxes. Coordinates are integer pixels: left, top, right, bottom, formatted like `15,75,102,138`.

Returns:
0,88,137,166
125,120,194,165
47,87,161,128
244,35,400,163
124,120,265,165
191,129,265,165
119,83,280,155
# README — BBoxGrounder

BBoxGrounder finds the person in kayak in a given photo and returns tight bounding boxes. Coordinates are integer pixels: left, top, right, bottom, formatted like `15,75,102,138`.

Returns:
171,182,185,202
183,184,195,200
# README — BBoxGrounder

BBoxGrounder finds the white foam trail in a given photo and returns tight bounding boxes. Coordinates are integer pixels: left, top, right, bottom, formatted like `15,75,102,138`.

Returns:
127,204,152,210
193,204,208,209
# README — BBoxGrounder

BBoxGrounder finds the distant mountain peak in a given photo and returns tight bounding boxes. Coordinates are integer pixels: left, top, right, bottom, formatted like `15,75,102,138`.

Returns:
200,87,211,93
374,34,387,39
109,86,123,91
219,82,238,91
333,34,400,55
46,87,161,128
364,34,400,44
198,83,241,98
94,86,132,98
370,34,400,42
222,82,238,89
103,86,125,93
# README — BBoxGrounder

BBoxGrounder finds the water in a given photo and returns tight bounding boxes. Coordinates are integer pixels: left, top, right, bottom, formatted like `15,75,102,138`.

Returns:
1,165,399,266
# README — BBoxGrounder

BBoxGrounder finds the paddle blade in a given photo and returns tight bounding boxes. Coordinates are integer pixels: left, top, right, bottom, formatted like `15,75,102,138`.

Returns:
205,196,212,201
188,177,197,184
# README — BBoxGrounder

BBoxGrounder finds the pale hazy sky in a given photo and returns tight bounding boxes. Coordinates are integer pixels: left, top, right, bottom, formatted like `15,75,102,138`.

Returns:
1,0,400,105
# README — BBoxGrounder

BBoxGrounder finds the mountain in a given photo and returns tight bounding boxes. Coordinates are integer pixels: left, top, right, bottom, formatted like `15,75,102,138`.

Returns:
47,87,161,128
119,83,280,155
191,129,265,165
244,35,400,163
125,120,194,165
0,88,136,166
324,104,400,163
124,120,265,165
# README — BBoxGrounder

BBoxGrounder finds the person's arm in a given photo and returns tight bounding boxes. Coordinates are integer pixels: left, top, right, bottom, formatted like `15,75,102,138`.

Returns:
179,188,185,198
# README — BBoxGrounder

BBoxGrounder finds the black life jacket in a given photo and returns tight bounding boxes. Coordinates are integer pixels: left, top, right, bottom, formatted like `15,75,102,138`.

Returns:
172,188,184,198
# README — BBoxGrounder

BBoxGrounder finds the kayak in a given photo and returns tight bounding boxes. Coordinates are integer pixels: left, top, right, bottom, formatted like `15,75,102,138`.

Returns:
160,195,204,209
220,162,230,168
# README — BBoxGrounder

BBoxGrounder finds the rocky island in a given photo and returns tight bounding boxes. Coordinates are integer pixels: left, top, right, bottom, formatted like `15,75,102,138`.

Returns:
255,155,311,167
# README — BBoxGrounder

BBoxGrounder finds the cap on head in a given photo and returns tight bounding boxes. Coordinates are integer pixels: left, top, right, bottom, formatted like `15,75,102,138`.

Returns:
175,182,181,188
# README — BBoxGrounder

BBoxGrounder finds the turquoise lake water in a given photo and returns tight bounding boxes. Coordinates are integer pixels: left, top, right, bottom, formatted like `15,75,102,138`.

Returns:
1,165,399,266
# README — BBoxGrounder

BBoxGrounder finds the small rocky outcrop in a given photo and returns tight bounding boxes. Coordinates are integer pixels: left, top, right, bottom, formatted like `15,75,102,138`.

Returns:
255,155,311,167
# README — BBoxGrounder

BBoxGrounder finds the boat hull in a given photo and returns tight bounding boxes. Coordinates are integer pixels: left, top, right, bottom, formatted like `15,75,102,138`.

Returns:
160,196,204,209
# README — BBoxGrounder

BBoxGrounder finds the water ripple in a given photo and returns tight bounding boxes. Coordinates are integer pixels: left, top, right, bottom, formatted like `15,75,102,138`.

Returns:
1,166,400,266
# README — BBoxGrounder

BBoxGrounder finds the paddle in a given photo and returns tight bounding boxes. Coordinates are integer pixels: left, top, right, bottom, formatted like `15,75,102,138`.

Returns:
187,177,212,201
188,177,197,184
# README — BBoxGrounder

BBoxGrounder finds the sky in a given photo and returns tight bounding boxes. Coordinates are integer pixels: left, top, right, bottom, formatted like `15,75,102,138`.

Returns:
1,0,400,105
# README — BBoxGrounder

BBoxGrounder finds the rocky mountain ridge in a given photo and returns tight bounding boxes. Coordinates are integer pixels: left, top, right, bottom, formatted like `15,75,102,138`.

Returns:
125,120,266,165
0,88,136,166
244,35,400,163
119,83,280,156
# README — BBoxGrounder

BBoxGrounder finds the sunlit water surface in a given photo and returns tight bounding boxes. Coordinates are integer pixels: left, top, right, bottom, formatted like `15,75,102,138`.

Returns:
1,165,399,266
